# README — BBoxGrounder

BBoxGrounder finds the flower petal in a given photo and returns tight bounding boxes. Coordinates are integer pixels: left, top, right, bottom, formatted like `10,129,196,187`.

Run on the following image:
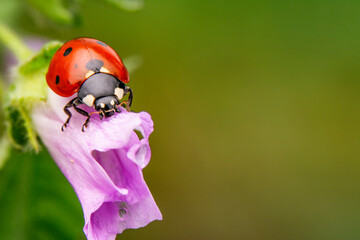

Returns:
32,90,162,240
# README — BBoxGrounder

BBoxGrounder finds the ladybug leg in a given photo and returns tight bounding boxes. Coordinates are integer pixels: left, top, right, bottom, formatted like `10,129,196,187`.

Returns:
99,112,104,120
81,117,91,132
124,86,133,111
62,97,77,131
72,100,91,132
101,110,107,119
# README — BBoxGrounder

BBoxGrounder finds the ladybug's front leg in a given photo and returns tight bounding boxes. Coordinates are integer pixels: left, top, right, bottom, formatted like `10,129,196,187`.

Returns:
62,97,77,131
123,86,133,111
72,100,91,132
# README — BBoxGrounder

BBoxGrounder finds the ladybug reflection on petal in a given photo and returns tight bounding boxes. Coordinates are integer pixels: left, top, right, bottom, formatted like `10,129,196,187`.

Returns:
46,38,133,131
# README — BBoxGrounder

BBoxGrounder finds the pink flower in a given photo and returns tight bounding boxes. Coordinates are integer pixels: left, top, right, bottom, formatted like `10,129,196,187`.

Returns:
32,90,162,240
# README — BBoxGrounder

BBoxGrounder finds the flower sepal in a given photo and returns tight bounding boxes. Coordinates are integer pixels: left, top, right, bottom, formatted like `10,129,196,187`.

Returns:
3,37,62,152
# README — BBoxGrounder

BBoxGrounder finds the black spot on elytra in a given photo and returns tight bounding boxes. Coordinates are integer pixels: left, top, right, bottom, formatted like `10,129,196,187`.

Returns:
56,75,60,84
75,64,78,68
97,41,107,47
63,47,72,56
86,59,104,73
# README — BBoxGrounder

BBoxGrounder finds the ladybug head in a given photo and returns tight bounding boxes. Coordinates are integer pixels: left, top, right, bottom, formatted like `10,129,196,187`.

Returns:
94,96,120,118
78,73,126,118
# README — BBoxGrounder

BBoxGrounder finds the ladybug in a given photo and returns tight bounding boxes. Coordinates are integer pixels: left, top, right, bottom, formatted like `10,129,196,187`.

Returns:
46,37,133,131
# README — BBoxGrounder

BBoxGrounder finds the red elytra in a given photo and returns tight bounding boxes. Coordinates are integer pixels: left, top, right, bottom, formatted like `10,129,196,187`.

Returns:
46,38,129,97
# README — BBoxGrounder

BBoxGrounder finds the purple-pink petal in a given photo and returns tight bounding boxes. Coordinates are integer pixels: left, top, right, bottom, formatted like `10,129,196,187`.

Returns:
32,90,162,240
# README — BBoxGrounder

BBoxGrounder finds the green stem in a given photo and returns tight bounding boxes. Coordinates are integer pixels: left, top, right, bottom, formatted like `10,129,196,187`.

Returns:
0,22,33,62
0,135,10,168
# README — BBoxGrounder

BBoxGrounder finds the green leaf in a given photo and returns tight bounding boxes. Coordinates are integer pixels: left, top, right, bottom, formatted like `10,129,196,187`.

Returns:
19,41,63,75
0,148,84,240
101,0,144,11
25,0,74,25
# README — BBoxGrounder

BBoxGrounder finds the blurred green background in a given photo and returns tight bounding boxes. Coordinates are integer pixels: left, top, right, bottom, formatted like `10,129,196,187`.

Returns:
1,0,360,239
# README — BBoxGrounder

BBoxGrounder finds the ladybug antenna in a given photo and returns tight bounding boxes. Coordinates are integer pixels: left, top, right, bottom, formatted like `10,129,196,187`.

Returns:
117,101,130,111
90,111,102,116
89,110,104,120
89,107,122,120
